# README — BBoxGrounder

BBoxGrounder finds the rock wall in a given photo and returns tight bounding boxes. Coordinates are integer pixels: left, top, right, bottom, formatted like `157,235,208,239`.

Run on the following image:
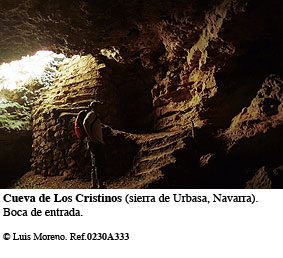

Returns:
27,52,199,187
100,57,155,133
30,55,123,178
222,75,283,188
150,0,283,132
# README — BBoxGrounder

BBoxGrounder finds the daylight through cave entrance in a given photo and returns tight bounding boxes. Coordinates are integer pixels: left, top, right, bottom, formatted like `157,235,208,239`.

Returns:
0,49,157,189
0,50,67,105
0,50,68,188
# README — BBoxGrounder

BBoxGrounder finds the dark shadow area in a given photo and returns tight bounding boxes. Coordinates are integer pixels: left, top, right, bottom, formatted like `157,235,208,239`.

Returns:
102,126,140,180
202,0,283,131
0,132,32,188
101,57,156,133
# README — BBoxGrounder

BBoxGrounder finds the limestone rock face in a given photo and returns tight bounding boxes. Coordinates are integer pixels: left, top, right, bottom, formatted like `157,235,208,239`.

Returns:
246,165,283,189
219,75,283,186
245,167,272,189
224,75,283,146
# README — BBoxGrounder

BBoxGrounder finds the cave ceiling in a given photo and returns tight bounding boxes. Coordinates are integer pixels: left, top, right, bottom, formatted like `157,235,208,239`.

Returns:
0,0,227,63
0,0,281,67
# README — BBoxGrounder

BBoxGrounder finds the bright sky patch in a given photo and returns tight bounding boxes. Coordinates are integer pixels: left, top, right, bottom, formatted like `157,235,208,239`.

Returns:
0,50,66,91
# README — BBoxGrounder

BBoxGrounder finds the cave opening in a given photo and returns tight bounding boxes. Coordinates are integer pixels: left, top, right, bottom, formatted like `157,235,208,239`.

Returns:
0,50,67,106
0,48,157,188
0,50,68,188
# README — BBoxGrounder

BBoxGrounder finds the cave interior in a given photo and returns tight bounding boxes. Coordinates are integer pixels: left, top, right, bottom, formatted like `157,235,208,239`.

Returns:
0,0,282,189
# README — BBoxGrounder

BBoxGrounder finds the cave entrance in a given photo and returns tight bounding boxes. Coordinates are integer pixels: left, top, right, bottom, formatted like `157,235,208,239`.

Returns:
0,50,67,102
0,49,156,188
0,50,67,188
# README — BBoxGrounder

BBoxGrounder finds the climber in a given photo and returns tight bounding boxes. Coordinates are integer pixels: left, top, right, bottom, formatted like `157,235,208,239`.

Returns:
75,100,106,189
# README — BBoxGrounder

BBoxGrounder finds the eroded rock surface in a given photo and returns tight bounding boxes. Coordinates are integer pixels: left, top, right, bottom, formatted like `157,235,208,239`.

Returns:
220,75,283,187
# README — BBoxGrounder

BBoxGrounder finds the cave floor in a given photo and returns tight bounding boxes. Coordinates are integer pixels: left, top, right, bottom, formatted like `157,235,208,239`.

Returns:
9,171,91,189
9,170,161,189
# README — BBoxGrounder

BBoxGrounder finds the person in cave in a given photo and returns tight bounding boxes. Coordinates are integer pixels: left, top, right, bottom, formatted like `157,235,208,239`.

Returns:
76,100,106,189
